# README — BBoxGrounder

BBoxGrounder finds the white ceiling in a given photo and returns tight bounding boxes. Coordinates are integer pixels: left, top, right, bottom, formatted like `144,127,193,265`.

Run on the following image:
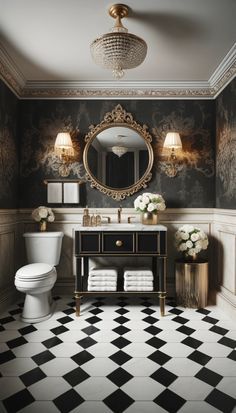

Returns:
0,0,235,84
96,127,147,149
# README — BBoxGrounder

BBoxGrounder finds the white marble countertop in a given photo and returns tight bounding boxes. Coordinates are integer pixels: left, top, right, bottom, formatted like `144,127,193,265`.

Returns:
76,223,167,231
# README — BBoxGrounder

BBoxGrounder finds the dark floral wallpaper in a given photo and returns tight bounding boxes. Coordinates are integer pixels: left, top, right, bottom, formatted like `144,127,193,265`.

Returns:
216,78,236,209
19,99,215,208
0,80,19,208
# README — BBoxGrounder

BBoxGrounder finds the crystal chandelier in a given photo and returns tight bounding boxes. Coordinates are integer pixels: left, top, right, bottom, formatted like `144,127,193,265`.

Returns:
111,135,128,157
90,4,147,79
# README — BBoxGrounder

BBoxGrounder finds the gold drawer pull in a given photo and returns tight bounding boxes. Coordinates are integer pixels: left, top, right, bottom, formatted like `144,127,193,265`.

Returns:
116,240,123,247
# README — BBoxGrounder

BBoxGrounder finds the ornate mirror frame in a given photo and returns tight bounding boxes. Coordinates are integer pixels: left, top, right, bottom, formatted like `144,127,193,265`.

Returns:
83,104,154,200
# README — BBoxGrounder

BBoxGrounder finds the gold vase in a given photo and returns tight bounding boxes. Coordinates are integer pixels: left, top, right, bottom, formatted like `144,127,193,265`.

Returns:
141,212,158,225
39,221,47,232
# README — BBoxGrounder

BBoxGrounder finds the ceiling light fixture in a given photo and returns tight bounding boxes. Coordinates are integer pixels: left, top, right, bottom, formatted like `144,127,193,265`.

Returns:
90,3,147,80
111,134,128,157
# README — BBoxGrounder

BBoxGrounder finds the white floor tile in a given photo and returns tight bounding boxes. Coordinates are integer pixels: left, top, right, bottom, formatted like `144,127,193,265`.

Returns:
49,342,83,357
124,342,154,358
216,320,236,331
70,401,113,413
207,358,236,376
3,320,31,330
197,342,232,357
0,358,37,376
12,342,46,358
216,377,236,398
121,377,164,400
185,320,214,330
19,401,60,413
40,357,78,376
91,330,118,343
124,402,166,413
178,401,221,413
160,343,193,358
123,329,151,342
0,330,21,342
88,343,117,357
164,358,201,377
169,377,212,400
24,330,55,343
0,377,25,399
59,330,87,342
157,330,186,342
191,330,221,342
123,358,157,377
28,377,71,400
75,377,116,400
81,357,117,376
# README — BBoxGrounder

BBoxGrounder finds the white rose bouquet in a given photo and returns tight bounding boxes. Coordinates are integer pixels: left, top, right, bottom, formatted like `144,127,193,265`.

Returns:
175,225,208,259
134,193,166,213
32,206,55,223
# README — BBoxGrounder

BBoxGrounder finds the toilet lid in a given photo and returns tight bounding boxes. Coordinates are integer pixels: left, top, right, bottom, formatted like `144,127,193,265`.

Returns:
16,263,55,279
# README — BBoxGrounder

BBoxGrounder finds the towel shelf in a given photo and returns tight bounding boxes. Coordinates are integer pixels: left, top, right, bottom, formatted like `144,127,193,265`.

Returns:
74,228,168,317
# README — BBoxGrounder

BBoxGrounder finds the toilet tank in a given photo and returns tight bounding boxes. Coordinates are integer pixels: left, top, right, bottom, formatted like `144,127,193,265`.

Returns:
23,232,64,266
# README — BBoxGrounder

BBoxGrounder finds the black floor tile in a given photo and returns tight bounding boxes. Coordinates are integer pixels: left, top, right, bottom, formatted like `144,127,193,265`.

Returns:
107,367,133,387
151,367,178,387
196,308,211,315
195,367,223,387
77,337,97,349
63,308,75,315
82,325,100,336
112,326,130,336
202,316,219,325
142,316,159,325
210,325,229,336
18,325,37,335
227,350,236,361
146,337,166,349
3,389,35,413
141,308,155,315
181,336,203,349
114,316,130,325
71,350,94,366
0,350,16,364
50,325,69,336
172,316,189,325
144,326,162,336
111,337,131,349
9,308,22,315
6,336,27,349
53,388,84,413
168,308,184,315
57,316,73,325
42,336,63,349
85,316,102,324
115,308,129,315
0,316,15,324
104,389,134,413
218,336,236,349
154,388,186,413
148,350,171,366
177,325,195,336
89,307,104,315
205,388,236,413
109,350,132,366
63,367,90,386
32,350,56,366
20,367,46,387
188,350,212,366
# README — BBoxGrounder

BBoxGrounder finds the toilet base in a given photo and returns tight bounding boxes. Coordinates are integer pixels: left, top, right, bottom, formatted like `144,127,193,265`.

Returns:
21,293,56,323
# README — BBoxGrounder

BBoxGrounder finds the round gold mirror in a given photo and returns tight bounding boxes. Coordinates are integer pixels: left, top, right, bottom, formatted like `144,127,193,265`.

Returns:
83,105,153,200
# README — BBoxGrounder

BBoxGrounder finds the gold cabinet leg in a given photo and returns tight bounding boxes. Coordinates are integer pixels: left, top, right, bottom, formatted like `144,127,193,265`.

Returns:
160,296,165,317
75,295,81,317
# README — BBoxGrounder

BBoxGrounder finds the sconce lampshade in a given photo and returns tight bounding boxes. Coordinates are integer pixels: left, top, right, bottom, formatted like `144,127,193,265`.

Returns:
54,132,74,157
163,132,182,149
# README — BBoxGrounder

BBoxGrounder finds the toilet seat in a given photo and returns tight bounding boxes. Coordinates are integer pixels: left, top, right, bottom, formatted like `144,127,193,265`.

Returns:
15,263,54,279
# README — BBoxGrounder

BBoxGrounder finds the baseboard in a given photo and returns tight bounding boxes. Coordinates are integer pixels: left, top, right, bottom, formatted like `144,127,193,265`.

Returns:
216,291,236,320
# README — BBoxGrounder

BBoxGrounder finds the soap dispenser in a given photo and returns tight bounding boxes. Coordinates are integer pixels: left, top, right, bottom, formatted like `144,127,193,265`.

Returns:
82,206,90,227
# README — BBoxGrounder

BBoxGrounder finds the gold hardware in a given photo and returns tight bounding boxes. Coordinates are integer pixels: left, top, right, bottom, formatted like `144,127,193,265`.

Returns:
116,240,123,247
118,206,122,223
127,216,136,223
102,216,111,223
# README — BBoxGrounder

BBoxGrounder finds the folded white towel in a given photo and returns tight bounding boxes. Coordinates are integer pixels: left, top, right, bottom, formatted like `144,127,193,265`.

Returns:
89,267,118,278
124,286,153,291
124,267,153,277
87,286,117,291
124,280,153,286
87,276,118,281
124,275,154,281
88,281,117,287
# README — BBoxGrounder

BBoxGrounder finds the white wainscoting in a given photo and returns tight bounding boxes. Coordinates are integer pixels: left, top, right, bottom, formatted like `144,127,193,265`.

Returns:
1,208,236,318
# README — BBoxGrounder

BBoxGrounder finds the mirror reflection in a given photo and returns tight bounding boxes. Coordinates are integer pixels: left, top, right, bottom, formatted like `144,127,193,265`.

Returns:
87,126,149,189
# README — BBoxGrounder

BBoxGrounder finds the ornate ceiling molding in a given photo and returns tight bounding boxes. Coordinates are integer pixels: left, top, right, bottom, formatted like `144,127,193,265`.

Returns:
0,43,235,100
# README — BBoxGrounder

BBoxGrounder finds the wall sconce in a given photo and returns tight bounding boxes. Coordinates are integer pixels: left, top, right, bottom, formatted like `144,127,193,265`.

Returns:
163,132,183,177
54,132,74,162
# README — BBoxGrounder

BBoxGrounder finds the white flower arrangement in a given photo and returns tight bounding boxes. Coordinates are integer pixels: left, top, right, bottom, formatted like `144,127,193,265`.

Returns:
31,206,55,223
134,193,166,213
175,225,208,258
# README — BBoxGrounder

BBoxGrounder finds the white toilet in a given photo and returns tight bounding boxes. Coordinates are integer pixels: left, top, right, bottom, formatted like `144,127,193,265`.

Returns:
15,232,64,323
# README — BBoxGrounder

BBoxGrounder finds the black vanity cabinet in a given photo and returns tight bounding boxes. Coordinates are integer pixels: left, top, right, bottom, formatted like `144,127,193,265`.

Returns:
74,228,167,316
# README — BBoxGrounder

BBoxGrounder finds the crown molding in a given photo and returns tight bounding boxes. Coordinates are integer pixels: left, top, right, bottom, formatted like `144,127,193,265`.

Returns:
0,44,25,97
0,43,235,99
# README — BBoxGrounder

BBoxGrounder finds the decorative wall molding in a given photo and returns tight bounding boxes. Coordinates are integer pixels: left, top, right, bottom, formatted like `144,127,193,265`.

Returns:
0,43,235,100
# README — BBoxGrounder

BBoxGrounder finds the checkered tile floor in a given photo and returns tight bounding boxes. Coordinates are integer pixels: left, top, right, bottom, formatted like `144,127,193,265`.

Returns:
0,296,236,413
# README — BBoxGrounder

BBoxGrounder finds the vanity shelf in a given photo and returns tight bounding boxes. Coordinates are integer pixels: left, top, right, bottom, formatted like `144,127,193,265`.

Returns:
74,225,167,316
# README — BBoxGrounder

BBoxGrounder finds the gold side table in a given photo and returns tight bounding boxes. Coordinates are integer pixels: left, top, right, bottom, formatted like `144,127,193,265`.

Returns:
175,260,208,308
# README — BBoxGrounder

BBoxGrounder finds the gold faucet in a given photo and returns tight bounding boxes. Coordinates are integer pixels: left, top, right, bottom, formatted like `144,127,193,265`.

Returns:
117,205,122,223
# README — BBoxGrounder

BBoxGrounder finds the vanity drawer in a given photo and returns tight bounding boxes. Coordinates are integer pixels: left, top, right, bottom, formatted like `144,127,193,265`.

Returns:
102,233,135,253
136,233,160,253
76,232,100,254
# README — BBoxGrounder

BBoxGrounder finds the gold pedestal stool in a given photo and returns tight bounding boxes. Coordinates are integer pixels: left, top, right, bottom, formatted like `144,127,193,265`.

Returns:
175,261,208,308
